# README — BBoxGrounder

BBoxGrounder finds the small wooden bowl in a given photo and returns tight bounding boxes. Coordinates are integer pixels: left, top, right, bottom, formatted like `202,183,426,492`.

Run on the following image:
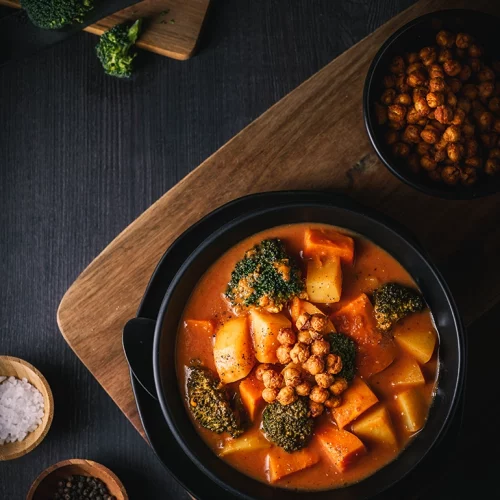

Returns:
0,355,54,461
27,459,129,500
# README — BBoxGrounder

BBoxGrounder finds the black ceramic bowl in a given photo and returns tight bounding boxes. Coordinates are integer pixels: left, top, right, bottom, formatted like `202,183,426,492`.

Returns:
139,191,465,500
363,8,500,199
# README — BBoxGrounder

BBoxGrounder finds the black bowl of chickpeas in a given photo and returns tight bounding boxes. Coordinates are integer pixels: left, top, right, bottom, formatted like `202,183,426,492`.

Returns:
363,8,500,199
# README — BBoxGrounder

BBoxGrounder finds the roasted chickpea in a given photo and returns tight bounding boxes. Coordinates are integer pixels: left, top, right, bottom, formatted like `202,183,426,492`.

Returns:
457,97,471,113
407,71,427,88
488,97,500,114
406,62,425,75
481,133,498,148
443,125,461,142
413,86,428,100
414,96,430,116
447,143,464,162
438,48,453,63
458,65,472,82
443,60,461,77
426,92,444,108
392,142,410,157
436,30,455,48
468,43,483,58
465,156,482,169
460,166,478,186
406,107,421,124
485,158,500,175
315,373,335,389
478,67,495,82
383,74,396,88
290,343,310,364
420,125,440,144
303,354,325,376
390,56,405,74
308,329,323,341
309,314,329,334
489,148,500,160
478,111,494,131
428,64,444,79
296,381,312,397
429,77,446,93
283,366,302,387
405,52,419,64
465,139,479,158
455,33,472,49
395,74,410,93
434,137,448,151
385,130,399,145
310,385,329,404
297,330,313,345
295,312,311,331
434,148,447,163
446,91,458,108
276,345,292,364
309,400,324,418
394,93,413,106
324,396,342,409
262,370,283,389
416,141,432,155
462,84,478,100
478,81,495,99
420,155,438,171
451,108,466,126
441,165,461,185
262,388,278,403
434,105,454,124
462,120,475,137
277,327,296,345
388,120,405,130
277,386,297,406
311,338,330,357
329,377,349,396
402,125,422,143
255,363,272,381
431,119,447,132
428,110,436,120
325,353,343,375
419,46,437,66
469,58,481,73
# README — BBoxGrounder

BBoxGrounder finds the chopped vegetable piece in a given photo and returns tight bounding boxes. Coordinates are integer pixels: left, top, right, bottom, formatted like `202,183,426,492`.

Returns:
396,387,427,432
394,328,437,364
331,376,378,429
219,432,271,457
239,376,264,421
306,256,342,304
325,333,357,381
304,228,355,265
267,447,320,482
290,298,335,332
249,309,291,363
184,319,215,337
21,0,93,29
351,405,398,448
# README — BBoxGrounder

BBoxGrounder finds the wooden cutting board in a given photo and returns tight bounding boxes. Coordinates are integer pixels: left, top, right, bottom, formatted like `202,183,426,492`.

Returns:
57,0,500,439
0,0,210,60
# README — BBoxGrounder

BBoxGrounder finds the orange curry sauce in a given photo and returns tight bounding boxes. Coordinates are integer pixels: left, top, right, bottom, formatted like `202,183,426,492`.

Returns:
175,223,439,491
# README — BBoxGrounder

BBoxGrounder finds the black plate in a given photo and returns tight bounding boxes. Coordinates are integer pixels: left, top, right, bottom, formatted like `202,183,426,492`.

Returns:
127,191,466,499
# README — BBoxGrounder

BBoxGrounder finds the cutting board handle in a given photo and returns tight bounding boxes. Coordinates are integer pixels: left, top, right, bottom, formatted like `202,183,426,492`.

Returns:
122,317,157,400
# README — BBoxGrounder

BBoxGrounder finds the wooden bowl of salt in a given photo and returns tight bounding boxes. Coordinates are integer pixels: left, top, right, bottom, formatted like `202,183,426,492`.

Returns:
0,355,54,461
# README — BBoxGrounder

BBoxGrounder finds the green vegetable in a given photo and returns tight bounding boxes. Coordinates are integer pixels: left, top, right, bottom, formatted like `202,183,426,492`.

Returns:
262,398,314,453
225,239,305,312
326,332,357,382
187,366,243,438
95,19,142,78
372,282,425,332
21,0,93,30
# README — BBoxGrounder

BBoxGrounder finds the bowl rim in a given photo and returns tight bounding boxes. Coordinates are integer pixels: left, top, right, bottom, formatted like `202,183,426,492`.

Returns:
26,458,129,500
362,7,500,200
151,191,466,499
0,355,54,461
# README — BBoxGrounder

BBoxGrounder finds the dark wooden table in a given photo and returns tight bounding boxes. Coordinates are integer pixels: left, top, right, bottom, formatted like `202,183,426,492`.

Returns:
1,1,498,499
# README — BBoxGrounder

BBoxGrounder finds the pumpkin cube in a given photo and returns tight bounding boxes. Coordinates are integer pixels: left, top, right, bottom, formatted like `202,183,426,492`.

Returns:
239,375,264,421
395,328,437,364
249,309,291,363
396,387,427,433
304,228,355,265
184,319,215,337
351,405,397,448
306,256,342,304
267,447,320,483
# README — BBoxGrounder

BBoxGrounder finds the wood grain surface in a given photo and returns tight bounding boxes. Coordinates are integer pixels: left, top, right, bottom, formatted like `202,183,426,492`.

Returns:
56,0,500,440
0,0,210,60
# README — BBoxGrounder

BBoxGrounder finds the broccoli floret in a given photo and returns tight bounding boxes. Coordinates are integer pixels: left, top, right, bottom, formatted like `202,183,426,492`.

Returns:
95,19,142,78
326,332,357,382
262,398,314,452
225,239,305,312
187,366,243,438
21,0,93,30
372,282,425,332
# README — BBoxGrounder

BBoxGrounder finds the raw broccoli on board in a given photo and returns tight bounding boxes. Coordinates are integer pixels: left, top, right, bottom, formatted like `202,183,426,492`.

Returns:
21,0,94,30
95,19,142,78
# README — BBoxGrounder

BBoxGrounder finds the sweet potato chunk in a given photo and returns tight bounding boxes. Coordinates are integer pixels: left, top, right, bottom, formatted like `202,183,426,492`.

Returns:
219,432,271,457
370,354,425,398
184,319,215,337
331,376,378,429
249,309,291,363
396,387,427,432
351,405,398,448
304,228,355,265
214,317,255,384
316,424,366,472
331,294,396,378
267,447,320,483
395,328,437,364
306,256,342,304
290,298,335,332
239,376,264,421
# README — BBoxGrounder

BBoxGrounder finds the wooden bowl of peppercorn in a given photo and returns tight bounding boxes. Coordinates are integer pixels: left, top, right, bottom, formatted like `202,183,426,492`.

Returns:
27,459,128,500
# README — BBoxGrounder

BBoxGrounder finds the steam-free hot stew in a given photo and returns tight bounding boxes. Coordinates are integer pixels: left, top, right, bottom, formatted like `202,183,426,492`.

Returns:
176,223,439,490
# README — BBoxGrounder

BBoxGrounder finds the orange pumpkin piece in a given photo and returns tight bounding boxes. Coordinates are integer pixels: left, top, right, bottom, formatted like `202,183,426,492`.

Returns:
315,424,366,472
290,298,335,332
239,376,264,421
331,294,396,378
303,228,355,265
351,404,398,448
184,319,215,337
267,447,320,483
331,376,378,429
394,328,437,364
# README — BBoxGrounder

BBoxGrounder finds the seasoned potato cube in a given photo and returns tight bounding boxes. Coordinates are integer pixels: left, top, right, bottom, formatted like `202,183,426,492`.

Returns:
396,387,427,432
351,405,397,448
290,298,335,332
249,310,291,363
267,447,320,482
315,424,366,472
331,376,378,429
394,328,437,364
304,228,355,265
219,432,271,457
239,375,264,421
306,256,342,304
214,317,255,383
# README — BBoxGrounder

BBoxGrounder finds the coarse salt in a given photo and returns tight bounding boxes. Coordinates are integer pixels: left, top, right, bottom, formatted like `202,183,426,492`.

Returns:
0,376,45,444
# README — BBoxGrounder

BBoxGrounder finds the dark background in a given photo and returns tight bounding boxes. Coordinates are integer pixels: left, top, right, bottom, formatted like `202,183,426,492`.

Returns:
1,1,498,499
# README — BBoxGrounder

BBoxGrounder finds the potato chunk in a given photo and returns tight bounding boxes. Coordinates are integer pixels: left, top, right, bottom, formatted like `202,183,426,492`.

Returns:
214,317,255,384
267,447,320,482
394,328,437,364
351,405,398,448
290,298,335,332
396,387,427,432
219,432,271,457
306,256,342,304
249,309,291,363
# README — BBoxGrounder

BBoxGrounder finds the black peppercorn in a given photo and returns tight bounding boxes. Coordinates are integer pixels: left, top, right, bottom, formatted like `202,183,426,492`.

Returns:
50,474,114,500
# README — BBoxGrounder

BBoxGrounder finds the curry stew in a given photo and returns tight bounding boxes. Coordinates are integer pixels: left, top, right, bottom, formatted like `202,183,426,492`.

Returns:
176,223,439,491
